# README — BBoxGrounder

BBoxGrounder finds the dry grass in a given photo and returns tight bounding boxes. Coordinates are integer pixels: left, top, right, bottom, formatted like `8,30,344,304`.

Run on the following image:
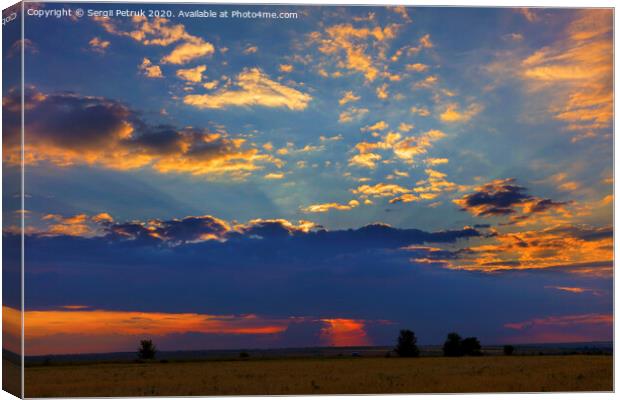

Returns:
3,359,21,397
25,355,612,397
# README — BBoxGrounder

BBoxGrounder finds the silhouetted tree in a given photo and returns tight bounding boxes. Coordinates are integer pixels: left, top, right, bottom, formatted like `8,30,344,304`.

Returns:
443,332,464,357
461,337,482,356
137,339,157,360
503,345,515,356
394,329,420,357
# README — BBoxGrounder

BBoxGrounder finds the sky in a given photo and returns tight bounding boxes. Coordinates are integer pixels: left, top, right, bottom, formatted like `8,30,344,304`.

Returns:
1,4,613,355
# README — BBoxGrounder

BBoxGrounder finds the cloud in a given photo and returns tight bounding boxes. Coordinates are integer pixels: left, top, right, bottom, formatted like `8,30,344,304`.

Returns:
453,178,573,225
176,65,207,82
406,63,428,72
390,169,463,204
162,39,215,64
202,80,219,90
2,87,280,177
425,157,449,166
88,37,110,54
41,214,98,237
439,102,483,123
338,107,369,123
309,22,400,81
544,286,603,296
243,45,258,54
520,10,612,139
279,64,293,73
339,91,360,106
138,58,164,78
349,129,446,168
435,225,612,276
376,83,389,100
301,200,360,213
184,68,311,110
353,183,410,198
503,33,524,42
517,8,539,22
453,178,538,216
398,123,413,132
93,15,215,65
320,319,370,346
12,211,611,351
414,75,438,89
390,6,411,22
411,106,431,116
502,313,612,343
264,172,285,180
362,121,389,132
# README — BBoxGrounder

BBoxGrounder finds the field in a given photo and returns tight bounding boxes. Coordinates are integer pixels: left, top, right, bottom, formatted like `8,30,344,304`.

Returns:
24,355,612,397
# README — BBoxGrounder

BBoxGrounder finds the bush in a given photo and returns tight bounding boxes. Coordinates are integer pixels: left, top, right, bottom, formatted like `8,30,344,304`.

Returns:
443,332,464,357
503,345,515,356
394,329,420,357
443,333,483,356
137,339,157,360
461,337,482,356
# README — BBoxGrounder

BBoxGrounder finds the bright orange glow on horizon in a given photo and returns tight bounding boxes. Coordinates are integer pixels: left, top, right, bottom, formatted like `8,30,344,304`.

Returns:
320,318,370,347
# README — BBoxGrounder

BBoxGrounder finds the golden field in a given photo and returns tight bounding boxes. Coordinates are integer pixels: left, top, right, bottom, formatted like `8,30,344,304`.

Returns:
23,355,612,397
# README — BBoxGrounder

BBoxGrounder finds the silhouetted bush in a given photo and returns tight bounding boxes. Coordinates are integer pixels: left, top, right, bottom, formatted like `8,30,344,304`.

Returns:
137,339,157,360
443,332,464,357
239,352,250,358
394,329,420,357
503,345,515,356
461,337,482,356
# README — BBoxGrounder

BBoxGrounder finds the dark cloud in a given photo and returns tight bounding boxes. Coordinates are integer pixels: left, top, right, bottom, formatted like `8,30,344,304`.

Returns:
454,178,531,216
454,178,571,220
3,87,278,175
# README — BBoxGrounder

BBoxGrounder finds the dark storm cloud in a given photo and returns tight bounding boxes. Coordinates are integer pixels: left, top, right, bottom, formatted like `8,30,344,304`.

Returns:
454,178,571,219
3,87,278,175
453,178,531,216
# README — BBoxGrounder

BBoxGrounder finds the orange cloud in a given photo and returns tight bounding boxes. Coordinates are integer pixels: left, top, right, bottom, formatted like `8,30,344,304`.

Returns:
138,58,164,78
440,225,612,276
320,319,370,347
390,168,463,204
520,10,612,139
439,102,483,123
411,106,431,116
353,183,409,198
176,65,206,82
184,68,311,110
3,88,280,177
301,200,360,213
406,63,428,72
41,213,98,237
162,39,215,64
88,37,110,54
93,16,215,65
279,64,293,73
310,22,400,81
349,129,446,168
338,107,369,123
339,90,360,106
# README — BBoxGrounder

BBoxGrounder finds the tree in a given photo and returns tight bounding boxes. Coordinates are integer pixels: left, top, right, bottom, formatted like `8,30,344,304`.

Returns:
394,329,420,357
137,339,157,360
461,337,482,356
443,332,464,357
503,345,515,356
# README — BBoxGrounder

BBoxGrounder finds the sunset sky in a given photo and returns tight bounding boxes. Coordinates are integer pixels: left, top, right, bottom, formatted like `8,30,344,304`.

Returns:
2,4,613,355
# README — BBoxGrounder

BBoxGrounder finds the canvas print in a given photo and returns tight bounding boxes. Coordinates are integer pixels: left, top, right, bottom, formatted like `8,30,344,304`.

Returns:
2,2,614,397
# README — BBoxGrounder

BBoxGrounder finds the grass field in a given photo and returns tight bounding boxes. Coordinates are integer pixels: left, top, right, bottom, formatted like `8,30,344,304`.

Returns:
23,355,612,397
